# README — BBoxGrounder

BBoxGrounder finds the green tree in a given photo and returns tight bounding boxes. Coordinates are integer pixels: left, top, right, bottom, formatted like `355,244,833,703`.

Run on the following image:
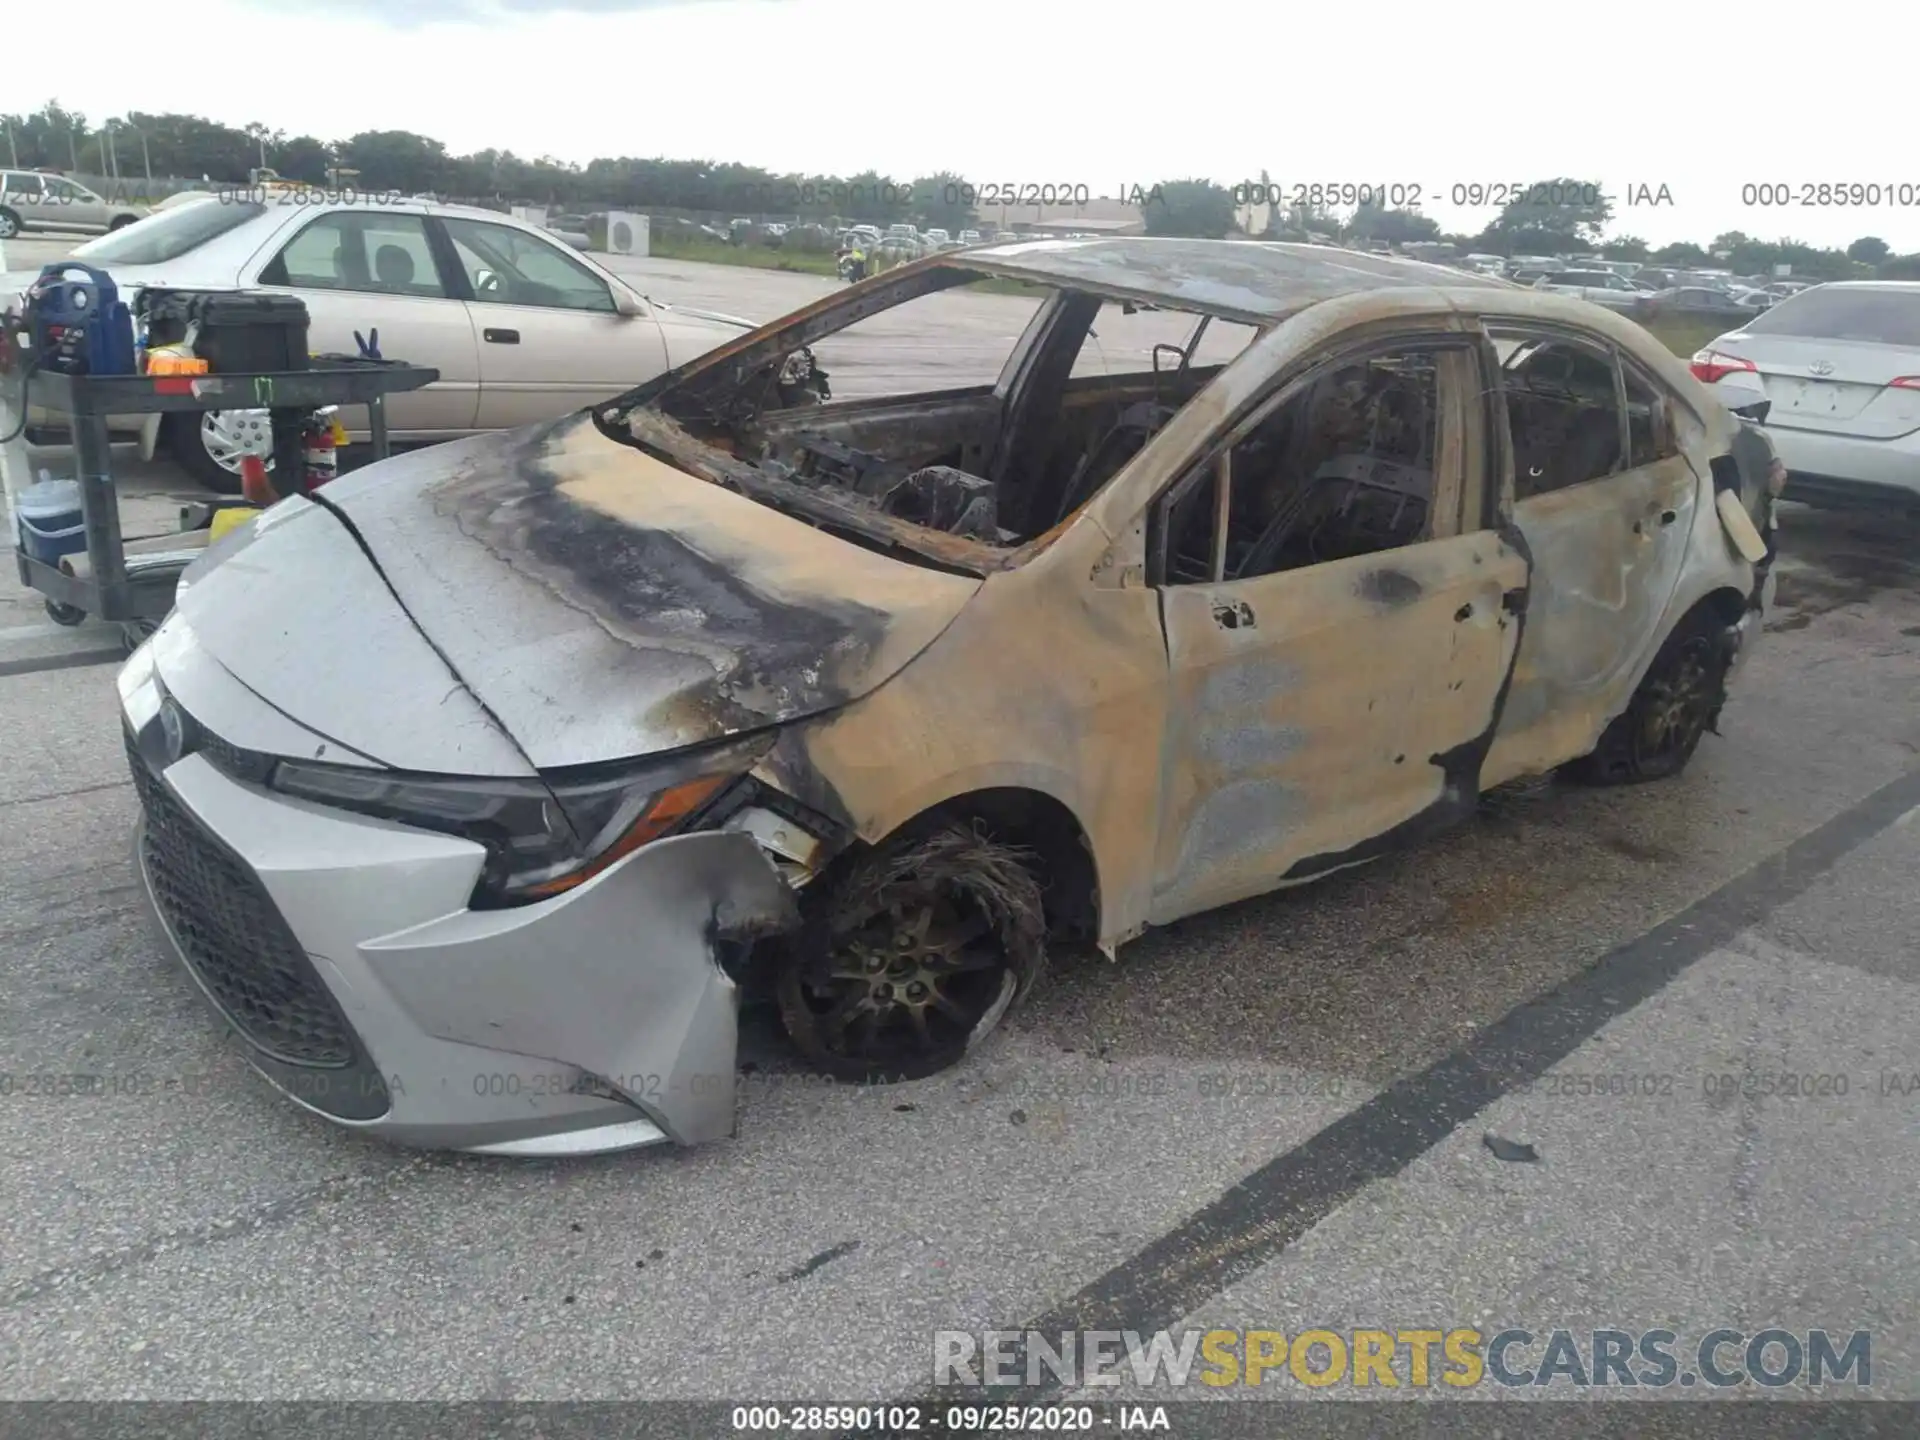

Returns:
1651,240,1709,266
3,101,89,170
909,172,976,234
1483,177,1612,252
337,130,450,193
1141,178,1234,239
1847,235,1891,264
276,136,333,184
1344,198,1439,246
1600,235,1650,261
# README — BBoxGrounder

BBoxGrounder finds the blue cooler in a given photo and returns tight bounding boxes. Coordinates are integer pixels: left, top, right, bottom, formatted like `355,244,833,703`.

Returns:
16,478,87,565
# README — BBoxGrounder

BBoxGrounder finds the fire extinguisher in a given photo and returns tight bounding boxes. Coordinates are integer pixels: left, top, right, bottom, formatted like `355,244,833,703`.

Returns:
301,406,342,490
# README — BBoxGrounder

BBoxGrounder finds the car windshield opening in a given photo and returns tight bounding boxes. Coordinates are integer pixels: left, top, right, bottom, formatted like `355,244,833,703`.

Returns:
74,200,268,265
610,268,1261,571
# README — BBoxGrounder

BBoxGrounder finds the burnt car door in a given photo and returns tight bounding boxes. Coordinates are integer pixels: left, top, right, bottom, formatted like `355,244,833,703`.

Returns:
1144,331,1530,925
1476,324,1699,782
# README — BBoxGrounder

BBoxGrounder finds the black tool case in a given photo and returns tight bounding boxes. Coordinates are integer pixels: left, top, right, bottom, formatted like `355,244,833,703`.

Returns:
142,289,312,373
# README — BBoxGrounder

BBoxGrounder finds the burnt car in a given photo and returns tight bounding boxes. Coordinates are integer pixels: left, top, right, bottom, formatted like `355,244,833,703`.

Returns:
119,239,1780,1155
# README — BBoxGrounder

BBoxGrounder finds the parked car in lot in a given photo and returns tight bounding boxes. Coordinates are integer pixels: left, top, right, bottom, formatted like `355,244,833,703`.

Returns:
1643,286,1756,325
1691,281,1920,511
118,238,1779,1155
1530,268,1646,312
1,196,751,491
0,170,147,238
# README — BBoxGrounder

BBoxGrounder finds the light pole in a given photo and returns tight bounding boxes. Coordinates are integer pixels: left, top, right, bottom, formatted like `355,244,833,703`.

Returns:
2,119,16,168
105,121,120,184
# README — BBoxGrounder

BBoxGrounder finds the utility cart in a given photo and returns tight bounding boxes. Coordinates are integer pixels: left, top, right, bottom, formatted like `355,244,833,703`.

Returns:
8,357,437,651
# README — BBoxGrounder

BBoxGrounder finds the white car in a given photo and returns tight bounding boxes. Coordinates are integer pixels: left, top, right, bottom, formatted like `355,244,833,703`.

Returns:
3,196,751,491
1691,281,1920,511
1531,268,1645,312
152,189,221,213
0,170,148,238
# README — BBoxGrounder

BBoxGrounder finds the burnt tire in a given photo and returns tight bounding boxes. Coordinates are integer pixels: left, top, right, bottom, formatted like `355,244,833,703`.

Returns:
775,822,1046,1084
1564,612,1732,786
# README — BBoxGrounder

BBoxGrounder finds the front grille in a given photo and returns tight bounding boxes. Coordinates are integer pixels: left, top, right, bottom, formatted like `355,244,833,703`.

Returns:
125,729,355,1067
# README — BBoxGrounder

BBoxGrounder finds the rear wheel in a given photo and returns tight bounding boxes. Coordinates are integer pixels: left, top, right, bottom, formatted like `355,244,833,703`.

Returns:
108,214,138,231
0,208,20,240
1565,613,1731,785
775,823,1046,1083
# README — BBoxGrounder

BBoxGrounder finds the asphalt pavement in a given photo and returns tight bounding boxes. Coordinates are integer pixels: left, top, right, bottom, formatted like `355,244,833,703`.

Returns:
1,232,1917,1425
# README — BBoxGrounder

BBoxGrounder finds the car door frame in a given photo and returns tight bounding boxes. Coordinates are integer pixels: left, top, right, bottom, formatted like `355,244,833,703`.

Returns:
422,212,670,426
242,205,482,435
1137,314,1534,925
1475,315,1702,786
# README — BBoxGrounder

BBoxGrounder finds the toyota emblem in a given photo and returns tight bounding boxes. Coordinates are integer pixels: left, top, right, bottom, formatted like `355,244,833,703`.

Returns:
1808,359,1835,376
157,699,192,763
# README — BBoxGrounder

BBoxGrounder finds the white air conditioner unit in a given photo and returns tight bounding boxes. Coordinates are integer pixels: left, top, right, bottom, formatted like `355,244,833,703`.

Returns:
603,211,649,257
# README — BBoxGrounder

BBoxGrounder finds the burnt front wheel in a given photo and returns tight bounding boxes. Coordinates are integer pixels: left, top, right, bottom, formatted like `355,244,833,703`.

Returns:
776,823,1046,1083
1565,615,1732,786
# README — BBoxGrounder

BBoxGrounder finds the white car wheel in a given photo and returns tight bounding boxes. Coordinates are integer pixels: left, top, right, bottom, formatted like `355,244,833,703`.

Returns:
168,409,273,494
203,409,274,469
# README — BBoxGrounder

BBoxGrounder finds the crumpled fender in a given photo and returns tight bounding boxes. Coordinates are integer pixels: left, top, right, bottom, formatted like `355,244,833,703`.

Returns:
362,830,799,1145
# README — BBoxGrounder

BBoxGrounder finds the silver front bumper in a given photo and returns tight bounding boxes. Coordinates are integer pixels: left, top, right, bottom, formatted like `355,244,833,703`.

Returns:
119,632,798,1155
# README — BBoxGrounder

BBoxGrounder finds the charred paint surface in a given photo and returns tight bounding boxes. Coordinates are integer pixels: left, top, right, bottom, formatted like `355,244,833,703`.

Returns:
761,529,1172,946
1279,519,1535,883
316,413,979,769
1481,452,1701,782
1151,530,1529,922
1359,568,1423,607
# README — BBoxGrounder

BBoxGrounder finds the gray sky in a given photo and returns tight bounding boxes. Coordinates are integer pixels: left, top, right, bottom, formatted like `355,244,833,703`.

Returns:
47,0,1920,251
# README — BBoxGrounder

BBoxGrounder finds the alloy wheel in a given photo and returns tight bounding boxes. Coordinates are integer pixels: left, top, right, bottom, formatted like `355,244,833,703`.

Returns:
789,882,1017,1076
1635,636,1716,764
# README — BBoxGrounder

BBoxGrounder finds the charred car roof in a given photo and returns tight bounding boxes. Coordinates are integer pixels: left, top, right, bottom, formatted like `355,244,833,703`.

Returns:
946,237,1517,324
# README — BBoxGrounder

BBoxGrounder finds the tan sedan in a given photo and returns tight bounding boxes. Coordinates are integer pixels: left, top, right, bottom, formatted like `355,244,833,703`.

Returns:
3,195,749,491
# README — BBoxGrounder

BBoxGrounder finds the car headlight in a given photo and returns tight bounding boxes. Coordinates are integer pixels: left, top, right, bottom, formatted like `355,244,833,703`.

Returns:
267,732,773,907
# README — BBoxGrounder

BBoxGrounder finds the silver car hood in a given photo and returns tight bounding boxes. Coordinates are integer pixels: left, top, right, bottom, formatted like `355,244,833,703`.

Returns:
299,413,981,771
169,496,535,776
650,300,755,330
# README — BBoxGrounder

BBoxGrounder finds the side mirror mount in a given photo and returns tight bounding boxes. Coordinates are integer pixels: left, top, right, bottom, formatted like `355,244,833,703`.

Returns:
473,268,502,295
613,287,647,318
